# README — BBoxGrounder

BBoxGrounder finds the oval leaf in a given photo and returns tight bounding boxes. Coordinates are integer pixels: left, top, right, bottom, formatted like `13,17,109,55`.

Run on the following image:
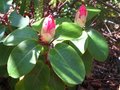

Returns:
45,70,65,90
7,40,42,78
16,61,50,90
0,43,13,65
56,22,83,40
82,50,94,75
56,18,72,25
48,43,85,85
3,27,38,46
87,7,101,21
87,28,109,61
32,18,44,32
9,11,29,28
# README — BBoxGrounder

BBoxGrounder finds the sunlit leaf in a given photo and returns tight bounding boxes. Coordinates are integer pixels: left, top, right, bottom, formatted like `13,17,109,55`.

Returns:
16,61,50,90
56,22,83,40
48,43,85,85
9,11,29,28
3,27,38,46
87,28,109,61
71,31,88,54
7,40,42,78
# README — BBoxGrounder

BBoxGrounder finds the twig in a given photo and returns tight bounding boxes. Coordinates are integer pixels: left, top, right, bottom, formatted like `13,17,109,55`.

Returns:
58,1,68,10
104,21,112,35
96,0,120,13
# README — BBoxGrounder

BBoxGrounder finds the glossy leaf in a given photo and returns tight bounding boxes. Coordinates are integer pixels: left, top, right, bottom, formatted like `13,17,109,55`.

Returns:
0,0,13,13
3,27,38,46
7,40,42,78
32,18,44,32
71,31,88,54
45,70,65,90
87,7,101,21
9,11,29,28
16,61,50,90
56,18,72,25
0,65,8,77
0,25,6,41
82,50,94,75
87,28,109,61
48,43,85,85
0,43,13,65
56,22,83,40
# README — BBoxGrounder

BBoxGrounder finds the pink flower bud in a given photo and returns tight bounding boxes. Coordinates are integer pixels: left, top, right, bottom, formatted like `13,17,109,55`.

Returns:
40,15,56,43
75,4,88,27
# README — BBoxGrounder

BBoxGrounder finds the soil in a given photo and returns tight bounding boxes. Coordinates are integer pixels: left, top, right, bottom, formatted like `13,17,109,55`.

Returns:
78,58,120,90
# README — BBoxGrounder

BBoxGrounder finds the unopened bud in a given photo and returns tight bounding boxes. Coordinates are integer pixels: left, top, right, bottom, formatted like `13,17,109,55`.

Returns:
75,4,88,27
40,15,56,43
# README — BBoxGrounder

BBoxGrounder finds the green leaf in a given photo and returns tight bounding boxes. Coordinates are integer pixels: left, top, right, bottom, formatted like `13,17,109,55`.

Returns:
0,43,13,65
0,65,8,77
87,6,101,21
32,18,44,32
16,61,50,90
56,22,83,40
48,43,85,85
56,18,72,25
63,40,82,56
3,27,38,46
45,70,65,90
0,0,13,13
0,25,6,41
82,50,94,75
9,11,29,28
71,31,88,54
87,28,109,61
7,40,42,78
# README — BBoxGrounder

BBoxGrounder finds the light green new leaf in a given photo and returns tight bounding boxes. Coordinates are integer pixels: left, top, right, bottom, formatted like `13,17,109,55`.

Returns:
48,43,85,85
7,40,42,78
56,22,83,40
3,27,38,46
16,61,50,90
87,28,109,61
71,31,88,54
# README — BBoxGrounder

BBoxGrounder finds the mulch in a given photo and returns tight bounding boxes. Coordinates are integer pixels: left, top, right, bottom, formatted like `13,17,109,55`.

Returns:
78,57,120,90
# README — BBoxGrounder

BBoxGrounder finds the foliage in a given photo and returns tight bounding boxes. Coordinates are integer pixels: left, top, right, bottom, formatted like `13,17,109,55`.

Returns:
1,0,117,90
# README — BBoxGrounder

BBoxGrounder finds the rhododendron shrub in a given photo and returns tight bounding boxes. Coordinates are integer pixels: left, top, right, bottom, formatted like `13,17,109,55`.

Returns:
0,0,109,90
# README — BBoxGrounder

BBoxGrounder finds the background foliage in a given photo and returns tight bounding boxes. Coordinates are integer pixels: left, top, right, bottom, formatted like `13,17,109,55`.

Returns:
0,0,120,90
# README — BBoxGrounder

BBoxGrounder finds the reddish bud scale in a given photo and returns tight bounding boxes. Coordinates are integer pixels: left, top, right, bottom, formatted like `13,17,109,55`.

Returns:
75,4,88,28
40,15,56,43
